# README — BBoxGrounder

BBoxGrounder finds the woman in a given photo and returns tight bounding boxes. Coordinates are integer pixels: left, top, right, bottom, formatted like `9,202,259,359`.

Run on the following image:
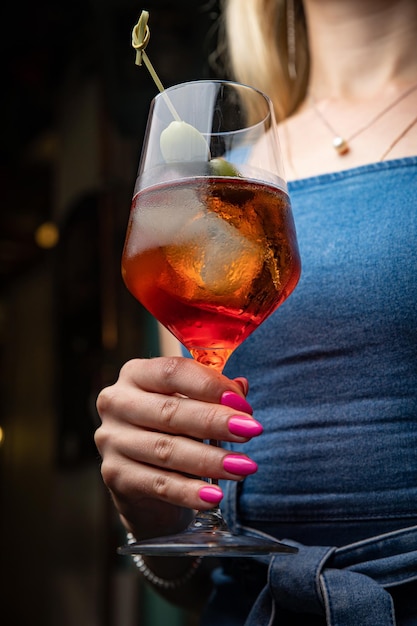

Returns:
95,1,417,623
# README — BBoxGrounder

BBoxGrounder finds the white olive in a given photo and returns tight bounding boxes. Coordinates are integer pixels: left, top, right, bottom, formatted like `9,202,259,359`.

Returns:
160,120,210,163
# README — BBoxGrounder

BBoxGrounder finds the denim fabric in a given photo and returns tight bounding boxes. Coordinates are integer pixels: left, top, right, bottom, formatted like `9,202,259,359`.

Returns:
201,158,417,625
200,517,417,626
223,157,417,526
245,524,417,625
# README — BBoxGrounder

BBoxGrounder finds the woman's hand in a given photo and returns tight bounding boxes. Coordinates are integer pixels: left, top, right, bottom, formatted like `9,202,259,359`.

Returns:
95,356,262,540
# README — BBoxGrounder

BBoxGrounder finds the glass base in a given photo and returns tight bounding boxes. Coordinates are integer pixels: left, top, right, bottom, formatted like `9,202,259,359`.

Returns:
118,512,298,557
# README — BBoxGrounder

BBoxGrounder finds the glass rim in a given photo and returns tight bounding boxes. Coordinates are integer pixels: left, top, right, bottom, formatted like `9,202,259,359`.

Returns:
152,79,274,137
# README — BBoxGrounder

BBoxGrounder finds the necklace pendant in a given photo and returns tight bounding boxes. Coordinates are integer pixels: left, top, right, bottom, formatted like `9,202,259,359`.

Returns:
333,136,349,155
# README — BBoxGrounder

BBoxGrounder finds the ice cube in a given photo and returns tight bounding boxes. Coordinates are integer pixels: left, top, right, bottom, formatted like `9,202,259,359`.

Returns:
127,187,206,255
164,211,264,303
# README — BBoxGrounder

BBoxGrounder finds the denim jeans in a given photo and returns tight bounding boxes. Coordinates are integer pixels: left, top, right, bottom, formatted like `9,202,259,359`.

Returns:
245,524,417,626
201,523,417,626
200,472,417,626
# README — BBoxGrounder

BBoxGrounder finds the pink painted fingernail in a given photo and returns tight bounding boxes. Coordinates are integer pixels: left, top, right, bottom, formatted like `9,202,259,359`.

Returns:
228,415,263,437
221,391,253,414
223,454,258,475
199,485,224,504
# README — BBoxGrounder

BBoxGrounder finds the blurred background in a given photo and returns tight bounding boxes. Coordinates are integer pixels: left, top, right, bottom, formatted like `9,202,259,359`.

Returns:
0,1,222,624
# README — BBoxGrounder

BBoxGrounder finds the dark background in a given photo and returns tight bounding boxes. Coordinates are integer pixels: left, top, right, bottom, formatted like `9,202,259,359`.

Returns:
0,2,222,624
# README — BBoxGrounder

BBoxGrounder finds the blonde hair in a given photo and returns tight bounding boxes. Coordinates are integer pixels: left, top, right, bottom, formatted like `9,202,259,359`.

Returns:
220,0,309,121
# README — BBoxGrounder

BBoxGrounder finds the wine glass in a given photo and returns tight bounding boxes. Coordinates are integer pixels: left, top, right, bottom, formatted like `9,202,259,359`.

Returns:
118,80,301,556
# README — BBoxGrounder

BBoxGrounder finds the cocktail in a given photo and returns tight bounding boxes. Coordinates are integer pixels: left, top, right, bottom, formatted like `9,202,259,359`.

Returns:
119,79,301,556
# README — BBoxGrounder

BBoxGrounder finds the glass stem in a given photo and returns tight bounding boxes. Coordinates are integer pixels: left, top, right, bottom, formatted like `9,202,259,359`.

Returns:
187,438,228,532
208,438,220,488
191,508,228,532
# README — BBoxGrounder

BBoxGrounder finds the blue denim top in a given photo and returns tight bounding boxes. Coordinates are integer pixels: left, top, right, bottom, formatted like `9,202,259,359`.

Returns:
223,156,417,528
204,158,417,625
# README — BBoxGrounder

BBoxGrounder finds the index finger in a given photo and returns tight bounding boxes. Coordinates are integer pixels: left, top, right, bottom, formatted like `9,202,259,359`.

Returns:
119,356,246,404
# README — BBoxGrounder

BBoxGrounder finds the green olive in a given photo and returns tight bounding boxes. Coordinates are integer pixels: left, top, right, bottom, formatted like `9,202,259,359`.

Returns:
209,157,240,177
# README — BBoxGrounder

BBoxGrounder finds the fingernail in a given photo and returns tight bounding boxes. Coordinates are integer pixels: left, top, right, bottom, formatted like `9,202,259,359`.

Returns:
223,454,258,475
233,377,249,395
228,415,263,437
221,391,253,414
199,485,224,504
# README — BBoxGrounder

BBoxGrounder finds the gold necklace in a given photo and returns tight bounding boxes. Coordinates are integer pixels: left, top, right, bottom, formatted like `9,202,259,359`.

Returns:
379,113,417,161
282,109,417,180
310,81,417,155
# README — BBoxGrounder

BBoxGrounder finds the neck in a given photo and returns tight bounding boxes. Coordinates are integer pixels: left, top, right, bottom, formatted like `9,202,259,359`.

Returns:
303,0,417,100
